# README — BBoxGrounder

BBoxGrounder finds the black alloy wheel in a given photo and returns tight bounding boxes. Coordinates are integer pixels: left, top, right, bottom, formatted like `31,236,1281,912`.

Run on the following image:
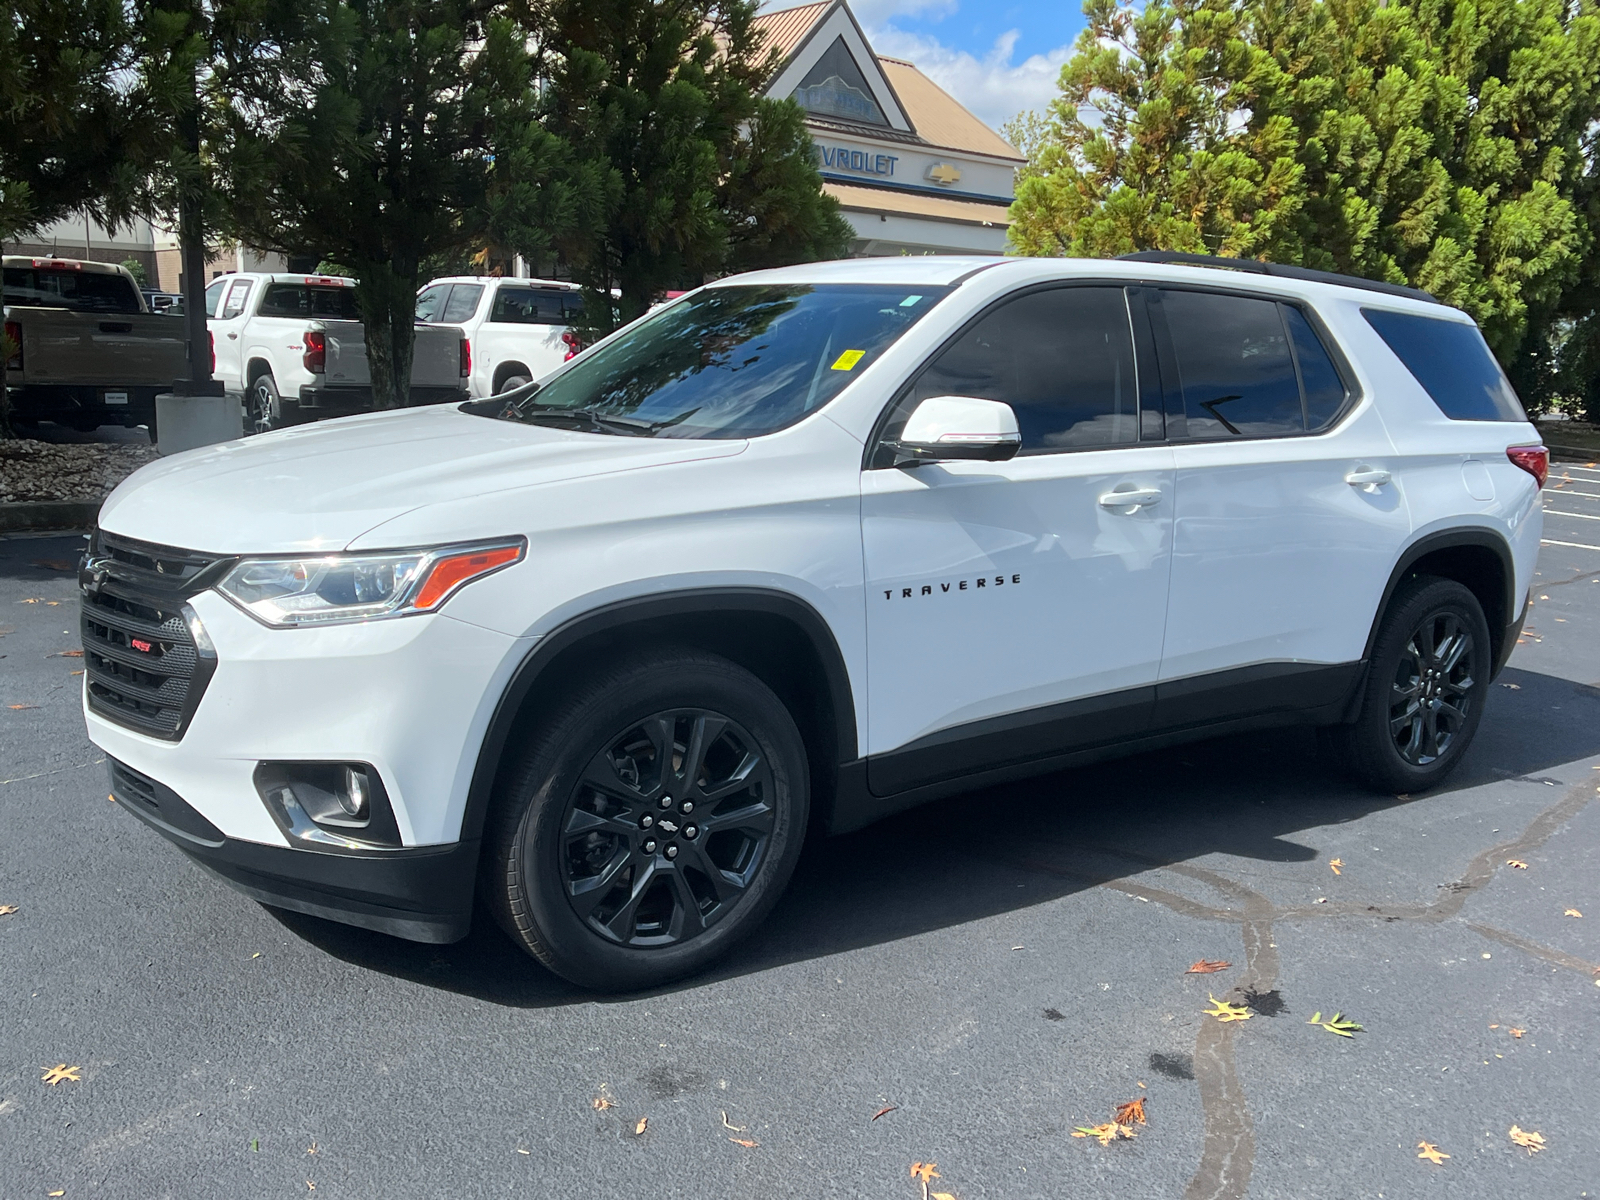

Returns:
563,710,775,947
250,373,282,435
484,649,808,991
1328,575,1490,792
1388,609,1476,765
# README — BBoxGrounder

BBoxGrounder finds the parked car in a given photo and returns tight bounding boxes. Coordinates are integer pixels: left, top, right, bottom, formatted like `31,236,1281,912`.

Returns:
3,256,187,435
206,272,471,433
141,288,184,315
85,252,1545,991
416,275,583,397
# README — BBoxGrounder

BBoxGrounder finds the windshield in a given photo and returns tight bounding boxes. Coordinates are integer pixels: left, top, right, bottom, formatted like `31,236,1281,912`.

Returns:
3,267,143,313
497,284,950,439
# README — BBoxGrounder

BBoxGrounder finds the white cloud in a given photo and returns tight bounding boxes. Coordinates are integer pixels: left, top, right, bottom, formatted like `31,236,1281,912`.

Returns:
862,26,1072,132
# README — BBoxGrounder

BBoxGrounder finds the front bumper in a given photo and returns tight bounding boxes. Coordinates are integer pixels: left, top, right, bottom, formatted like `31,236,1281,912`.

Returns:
109,758,476,942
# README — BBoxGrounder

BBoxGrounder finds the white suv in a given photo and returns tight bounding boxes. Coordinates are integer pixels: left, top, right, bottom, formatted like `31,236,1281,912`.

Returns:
81,253,1546,990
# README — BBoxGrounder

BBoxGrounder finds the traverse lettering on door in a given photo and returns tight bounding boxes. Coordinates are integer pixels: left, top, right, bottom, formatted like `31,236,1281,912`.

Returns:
884,574,1022,599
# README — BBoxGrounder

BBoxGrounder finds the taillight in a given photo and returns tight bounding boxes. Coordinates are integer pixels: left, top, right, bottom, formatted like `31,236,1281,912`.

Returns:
303,330,326,374
1506,444,1548,488
561,330,582,362
208,330,216,373
460,338,471,378
3,320,20,371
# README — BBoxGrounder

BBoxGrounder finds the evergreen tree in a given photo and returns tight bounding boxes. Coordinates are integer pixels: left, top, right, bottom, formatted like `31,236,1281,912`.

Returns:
206,0,584,408
541,0,851,335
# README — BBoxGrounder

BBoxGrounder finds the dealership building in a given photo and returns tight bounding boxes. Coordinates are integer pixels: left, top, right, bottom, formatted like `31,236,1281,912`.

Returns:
754,0,1025,256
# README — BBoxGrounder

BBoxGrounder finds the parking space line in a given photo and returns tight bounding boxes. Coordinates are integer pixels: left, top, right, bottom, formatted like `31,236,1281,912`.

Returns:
1544,509,1600,521
1546,489,1600,500
1542,538,1600,551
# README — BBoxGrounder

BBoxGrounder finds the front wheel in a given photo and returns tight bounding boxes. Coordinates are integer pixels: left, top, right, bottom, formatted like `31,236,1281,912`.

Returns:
1329,576,1491,793
249,372,286,434
484,650,809,991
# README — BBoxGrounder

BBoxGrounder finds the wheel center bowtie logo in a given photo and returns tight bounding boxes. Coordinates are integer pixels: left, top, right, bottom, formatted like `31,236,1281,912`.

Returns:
884,574,1021,599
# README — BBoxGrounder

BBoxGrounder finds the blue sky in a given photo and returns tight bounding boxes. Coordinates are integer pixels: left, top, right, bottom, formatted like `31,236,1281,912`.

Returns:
769,0,1089,133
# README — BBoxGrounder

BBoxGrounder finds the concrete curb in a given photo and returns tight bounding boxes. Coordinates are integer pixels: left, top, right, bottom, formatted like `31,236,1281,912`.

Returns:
1547,443,1599,463
0,500,100,534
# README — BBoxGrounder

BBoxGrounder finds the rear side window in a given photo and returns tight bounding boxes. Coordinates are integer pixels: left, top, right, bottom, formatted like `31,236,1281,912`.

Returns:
259,283,360,320
441,284,483,322
1362,308,1525,421
491,286,582,325
910,286,1138,453
1283,306,1347,431
1158,290,1302,438
3,267,142,314
415,284,448,322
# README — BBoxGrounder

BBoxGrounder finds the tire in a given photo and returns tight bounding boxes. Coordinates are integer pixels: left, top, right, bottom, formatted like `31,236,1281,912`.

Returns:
1329,575,1491,793
249,372,285,434
495,373,531,394
484,649,809,991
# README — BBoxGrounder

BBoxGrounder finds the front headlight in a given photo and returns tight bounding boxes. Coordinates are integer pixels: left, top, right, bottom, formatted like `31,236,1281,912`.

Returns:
216,538,525,628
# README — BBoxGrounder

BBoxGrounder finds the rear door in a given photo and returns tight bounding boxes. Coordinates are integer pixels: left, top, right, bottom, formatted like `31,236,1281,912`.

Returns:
1149,286,1408,723
861,284,1175,794
480,284,580,391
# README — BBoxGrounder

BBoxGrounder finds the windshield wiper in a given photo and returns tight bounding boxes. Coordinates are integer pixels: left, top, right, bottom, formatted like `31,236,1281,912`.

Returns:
512,407,660,437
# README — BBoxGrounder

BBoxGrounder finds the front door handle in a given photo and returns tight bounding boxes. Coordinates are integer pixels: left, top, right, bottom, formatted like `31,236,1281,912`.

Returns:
1099,487,1162,511
1345,467,1391,492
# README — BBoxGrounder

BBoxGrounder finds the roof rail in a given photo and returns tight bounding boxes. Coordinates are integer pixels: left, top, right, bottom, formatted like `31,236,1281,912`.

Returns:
1117,250,1440,305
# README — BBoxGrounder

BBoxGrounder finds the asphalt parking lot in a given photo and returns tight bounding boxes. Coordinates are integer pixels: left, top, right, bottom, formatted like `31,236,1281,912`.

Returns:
2,465,1598,1200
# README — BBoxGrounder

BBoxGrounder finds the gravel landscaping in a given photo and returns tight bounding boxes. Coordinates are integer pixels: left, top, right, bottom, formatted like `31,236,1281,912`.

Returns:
0,436,159,504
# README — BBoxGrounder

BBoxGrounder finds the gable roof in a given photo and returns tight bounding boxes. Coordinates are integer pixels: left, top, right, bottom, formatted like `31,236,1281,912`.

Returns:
752,1,829,63
877,58,1022,162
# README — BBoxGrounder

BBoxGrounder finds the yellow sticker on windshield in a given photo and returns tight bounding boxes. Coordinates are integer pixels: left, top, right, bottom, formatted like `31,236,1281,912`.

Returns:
831,349,866,371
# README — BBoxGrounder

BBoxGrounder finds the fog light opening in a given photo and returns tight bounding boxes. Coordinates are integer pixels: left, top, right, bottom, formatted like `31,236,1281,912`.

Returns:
254,761,402,849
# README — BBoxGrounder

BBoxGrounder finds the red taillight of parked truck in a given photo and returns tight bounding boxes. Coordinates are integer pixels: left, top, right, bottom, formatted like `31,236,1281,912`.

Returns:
561,330,582,362
303,330,327,374
3,320,20,371
209,330,216,373
460,338,471,378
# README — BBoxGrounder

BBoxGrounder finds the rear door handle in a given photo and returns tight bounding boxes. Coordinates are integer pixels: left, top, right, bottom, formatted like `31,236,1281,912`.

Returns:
1345,467,1391,491
1098,487,1162,510
227,332,238,339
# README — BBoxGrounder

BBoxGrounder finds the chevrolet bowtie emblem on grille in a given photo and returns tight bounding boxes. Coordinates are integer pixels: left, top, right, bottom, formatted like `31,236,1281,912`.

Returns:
926,162,962,186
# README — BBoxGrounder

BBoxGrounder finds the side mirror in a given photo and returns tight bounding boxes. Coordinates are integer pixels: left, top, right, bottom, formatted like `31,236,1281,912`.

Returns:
891,395,1021,464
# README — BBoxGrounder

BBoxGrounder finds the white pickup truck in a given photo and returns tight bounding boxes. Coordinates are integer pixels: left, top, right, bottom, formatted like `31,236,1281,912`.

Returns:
206,273,470,432
415,276,584,397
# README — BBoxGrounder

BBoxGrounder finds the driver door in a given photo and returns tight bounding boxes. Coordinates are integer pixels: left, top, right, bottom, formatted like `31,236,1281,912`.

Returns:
861,285,1175,794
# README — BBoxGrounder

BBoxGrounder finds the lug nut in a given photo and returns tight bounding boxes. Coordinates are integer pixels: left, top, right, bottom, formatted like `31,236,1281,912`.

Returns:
642,838,657,854
640,814,653,829
684,824,698,840
664,844,679,860
659,796,673,809
680,800,694,814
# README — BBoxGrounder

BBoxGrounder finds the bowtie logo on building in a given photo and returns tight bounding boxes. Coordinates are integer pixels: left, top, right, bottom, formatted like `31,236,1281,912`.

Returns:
925,163,962,186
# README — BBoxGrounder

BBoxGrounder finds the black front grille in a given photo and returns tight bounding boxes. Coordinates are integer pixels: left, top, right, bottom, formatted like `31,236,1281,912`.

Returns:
81,531,224,740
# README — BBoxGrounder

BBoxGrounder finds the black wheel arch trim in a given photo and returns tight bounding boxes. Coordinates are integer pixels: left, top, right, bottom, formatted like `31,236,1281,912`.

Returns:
1361,526,1519,677
457,587,860,847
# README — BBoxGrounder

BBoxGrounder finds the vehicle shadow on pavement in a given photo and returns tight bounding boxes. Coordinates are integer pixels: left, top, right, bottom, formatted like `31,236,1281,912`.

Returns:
269,663,1600,1006
0,534,86,581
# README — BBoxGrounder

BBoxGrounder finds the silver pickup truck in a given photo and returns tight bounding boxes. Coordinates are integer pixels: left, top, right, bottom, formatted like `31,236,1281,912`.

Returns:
206,273,470,433
3,256,188,434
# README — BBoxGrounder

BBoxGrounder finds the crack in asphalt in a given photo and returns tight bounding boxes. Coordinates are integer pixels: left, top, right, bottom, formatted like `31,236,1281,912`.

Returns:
1004,774,1597,1200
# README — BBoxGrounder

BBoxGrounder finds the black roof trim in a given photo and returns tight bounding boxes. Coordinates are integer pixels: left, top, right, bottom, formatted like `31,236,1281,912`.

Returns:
1117,251,1440,305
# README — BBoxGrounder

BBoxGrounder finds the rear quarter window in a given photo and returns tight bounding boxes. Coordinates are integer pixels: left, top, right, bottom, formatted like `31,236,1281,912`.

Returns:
1362,308,1525,421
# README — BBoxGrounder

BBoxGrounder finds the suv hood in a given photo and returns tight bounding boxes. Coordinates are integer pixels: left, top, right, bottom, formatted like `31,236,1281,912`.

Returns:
98,405,745,553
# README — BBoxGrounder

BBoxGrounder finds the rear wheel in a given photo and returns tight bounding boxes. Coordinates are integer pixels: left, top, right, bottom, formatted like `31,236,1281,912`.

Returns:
484,649,809,991
495,372,531,394
1330,576,1490,792
249,372,285,434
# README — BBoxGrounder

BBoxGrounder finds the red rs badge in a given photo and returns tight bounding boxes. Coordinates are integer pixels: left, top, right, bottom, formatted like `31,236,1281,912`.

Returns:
131,638,152,653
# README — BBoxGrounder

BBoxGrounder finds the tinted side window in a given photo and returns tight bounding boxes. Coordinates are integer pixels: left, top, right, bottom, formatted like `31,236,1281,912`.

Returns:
1361,308,1525,421
204,278,228,318
491,286,580,325
441,284,483,322
415,284,448,322
1159,290,1302,438
912,286,1137,453
1283,306,1347,431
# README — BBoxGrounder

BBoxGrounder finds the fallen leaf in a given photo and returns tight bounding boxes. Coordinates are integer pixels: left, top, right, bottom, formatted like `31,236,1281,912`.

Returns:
872,1105,896,1120
7,704,38,711
729,1137,758,1148
0,905,17,916
1072,1122,1136,1146
1565,909,1582,918
1329,858,1343,875
49,1192,64,1198
1186,959,1232,974
306,1182,315,1192
1204,994,1252,1023
307,1142,318,1155
634,1117,648,1135
911,1163,941,1183
931,1194,957,1200
1509,1028,1525,1039
1501,682,1521,689
720,1111,745,1131
1307,1011,1363,1037
1506,859,1529,869
45,600,60,606
1417,1141,1450,1165
30,559,76,571
1508,1125,1545,1154
592,1096,614,1111
17,597,44,603
41,1064,81,1085
1114,1097,1147,1126
52,649,83,658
